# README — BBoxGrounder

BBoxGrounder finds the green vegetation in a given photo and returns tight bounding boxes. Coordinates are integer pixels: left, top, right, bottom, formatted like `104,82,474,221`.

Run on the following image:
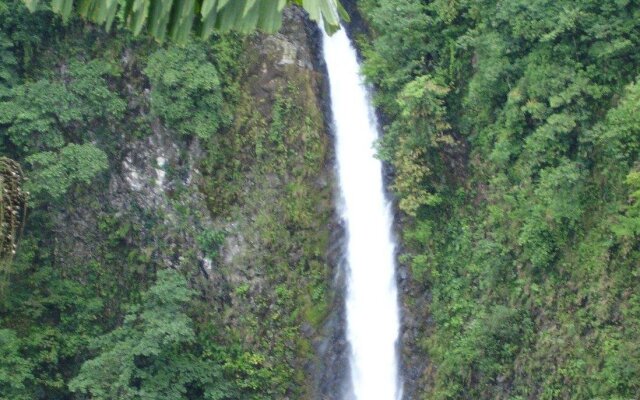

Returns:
5,0,638,397
0,0,332,398
145,44,229,139
25,144,108,202
22,0,347,41
357,0,640,398
68,269,238,400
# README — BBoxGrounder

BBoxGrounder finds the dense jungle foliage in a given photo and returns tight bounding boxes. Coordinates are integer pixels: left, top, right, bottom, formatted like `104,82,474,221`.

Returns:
0,0,333,399
3,0,640,398
356,0,640,398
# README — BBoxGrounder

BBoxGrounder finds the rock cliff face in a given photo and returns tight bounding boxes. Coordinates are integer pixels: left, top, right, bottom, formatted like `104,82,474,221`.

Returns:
46,8,348,399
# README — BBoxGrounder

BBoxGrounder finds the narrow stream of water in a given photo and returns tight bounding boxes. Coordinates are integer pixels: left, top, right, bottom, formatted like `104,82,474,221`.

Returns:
322,27,402,400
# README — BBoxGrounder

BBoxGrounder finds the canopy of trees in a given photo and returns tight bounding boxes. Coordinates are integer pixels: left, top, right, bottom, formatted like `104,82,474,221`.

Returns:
357,0,640,398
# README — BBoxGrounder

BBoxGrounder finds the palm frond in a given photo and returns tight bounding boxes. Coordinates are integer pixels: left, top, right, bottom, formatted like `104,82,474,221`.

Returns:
22,0,347,42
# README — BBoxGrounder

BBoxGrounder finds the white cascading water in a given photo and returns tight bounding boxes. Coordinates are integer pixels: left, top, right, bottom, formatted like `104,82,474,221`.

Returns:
322,26,402,400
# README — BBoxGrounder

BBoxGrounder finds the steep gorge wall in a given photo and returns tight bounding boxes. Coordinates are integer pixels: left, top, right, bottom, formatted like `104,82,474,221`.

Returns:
85,10,341,397
1,4,347,398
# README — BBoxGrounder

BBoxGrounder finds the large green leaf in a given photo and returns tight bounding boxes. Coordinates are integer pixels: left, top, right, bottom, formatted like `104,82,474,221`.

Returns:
148,0,172,40
168,0,195,43
200,0,219,39
21,0,346,42
77,0,119,29
51,0,73,21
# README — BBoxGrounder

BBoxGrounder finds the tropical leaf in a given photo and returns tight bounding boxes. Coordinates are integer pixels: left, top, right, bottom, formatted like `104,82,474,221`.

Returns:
23,0,40,12
200,0,219,39
21,0,346,42
148,0,171,40
256,0,288,34
51,0,73,21
242,0,257,18
168,0,195,43
77,0,119,29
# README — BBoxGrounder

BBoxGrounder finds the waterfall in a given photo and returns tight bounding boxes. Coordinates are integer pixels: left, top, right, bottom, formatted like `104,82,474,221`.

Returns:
322,27,402,400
